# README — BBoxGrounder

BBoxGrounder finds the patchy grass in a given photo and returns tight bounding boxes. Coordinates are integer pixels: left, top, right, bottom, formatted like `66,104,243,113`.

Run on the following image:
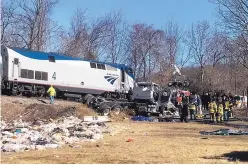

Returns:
1,121,248,164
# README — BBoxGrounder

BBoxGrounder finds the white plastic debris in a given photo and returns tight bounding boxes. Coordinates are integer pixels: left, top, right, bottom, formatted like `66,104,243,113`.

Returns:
1,116,115,153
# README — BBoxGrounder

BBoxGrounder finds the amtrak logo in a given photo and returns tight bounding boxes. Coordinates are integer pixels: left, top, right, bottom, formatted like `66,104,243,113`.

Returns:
104,76,118,85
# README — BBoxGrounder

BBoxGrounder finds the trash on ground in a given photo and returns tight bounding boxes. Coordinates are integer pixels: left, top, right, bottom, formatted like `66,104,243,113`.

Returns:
0,116,115,153
126,138,133,142
199,129,248,136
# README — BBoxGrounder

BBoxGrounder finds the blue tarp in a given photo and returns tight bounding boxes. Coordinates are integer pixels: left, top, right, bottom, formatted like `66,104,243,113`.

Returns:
131,116,154,122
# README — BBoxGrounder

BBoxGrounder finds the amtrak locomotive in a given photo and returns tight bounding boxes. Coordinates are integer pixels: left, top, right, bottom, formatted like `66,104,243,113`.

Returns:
0,45,135,100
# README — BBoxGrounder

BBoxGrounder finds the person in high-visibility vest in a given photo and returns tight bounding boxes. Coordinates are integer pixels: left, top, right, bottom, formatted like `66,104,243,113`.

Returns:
217,103,224,123
47,85,56,104
188,103,196,120
180,102,189,122
224,99,230,121
208,100,217,122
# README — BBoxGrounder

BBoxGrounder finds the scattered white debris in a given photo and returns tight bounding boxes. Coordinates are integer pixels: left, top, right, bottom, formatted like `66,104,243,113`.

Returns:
1,116,115,153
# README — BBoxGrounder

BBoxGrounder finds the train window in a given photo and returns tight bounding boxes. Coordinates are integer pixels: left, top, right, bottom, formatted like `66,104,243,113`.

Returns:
14,58,19,65
27,70,34,79
106,65,117,71
21,69,28,78
97,64,101,69
35,71,48,81
42,72,48,81
97,64,106,70
101,64,106,70
90,63,96,68
21,69,34,79
48,56,55,62
35,71,42,80
125,68,133,74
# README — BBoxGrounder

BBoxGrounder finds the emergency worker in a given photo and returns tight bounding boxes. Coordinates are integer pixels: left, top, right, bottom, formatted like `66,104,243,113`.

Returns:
224,99,230,121
189,92,197,117
217,103,224,123
47,85,56,104
208,99,217,122
188,102,196,120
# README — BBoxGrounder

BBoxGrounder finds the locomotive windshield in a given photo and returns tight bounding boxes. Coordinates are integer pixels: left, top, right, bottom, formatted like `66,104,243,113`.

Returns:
125,67,134,78
125,68,133,74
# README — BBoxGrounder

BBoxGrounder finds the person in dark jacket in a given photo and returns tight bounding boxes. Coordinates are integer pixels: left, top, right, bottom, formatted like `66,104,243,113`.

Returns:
201,93,207,111
205,92,211,110
180,101,188,122
228,93,233,102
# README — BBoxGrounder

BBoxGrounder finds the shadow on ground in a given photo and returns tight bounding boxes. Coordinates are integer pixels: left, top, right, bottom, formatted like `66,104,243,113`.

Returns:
203,151,248,162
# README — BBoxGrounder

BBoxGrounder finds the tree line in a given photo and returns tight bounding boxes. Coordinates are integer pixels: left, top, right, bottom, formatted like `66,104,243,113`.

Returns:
1,0,248,95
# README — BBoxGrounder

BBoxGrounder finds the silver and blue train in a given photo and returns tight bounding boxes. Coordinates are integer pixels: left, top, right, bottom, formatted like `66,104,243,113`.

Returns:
0,45,135,100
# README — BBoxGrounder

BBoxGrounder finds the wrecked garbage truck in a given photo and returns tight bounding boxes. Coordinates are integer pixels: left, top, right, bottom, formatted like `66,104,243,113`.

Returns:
132,82,180,117
90,81,180,118
83,64,189,118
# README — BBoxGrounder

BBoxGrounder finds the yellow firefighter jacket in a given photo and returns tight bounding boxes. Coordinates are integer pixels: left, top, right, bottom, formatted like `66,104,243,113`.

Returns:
209,102,217,113
217,104,224,114
47,86,56,96
224,101,230,111
188,103,196,110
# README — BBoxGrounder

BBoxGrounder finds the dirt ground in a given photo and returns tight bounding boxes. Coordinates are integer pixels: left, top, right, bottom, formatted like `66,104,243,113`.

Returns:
1,121,248,164
1,95,97,122
1,95,248,164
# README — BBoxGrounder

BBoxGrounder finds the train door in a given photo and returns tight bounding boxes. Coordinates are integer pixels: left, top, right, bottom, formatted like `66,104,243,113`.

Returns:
121,69,125,83
12,58,19,78
0,54,2,80
121,69,125,91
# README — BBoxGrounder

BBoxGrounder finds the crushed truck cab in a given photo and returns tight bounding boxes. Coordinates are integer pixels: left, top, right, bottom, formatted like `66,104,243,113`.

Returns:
132,82,179,118
133,82,160,104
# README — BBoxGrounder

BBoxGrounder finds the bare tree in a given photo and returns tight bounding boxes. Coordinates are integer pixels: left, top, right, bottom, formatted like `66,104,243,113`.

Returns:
59,8,89,58
186,21,211,82
206,30,229,67
210,0,248,36
104,11,129,63
1,0,60,51
60,8,118,60
0,0,19,45
210,0,248,69
127,24,163,81
19,0,59,51
235,35,248,69
176,42,192,68
163,20,185,68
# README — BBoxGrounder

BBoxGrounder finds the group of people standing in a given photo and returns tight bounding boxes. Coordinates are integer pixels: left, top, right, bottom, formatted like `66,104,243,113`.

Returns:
204,92,234,123
176,91,234,123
